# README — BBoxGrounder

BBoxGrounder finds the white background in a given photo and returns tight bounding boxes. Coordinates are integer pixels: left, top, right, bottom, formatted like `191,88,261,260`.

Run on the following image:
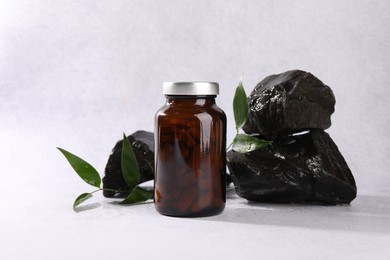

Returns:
1,0,389,259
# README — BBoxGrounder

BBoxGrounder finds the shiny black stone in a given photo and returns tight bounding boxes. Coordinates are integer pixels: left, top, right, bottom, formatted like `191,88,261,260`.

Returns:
227,130,357,204
243,70,336,140
103,131,155,198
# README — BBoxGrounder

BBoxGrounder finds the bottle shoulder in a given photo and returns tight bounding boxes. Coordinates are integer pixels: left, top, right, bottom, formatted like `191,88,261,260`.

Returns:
156,103,225,118
211,103,226,118
155,104,170,116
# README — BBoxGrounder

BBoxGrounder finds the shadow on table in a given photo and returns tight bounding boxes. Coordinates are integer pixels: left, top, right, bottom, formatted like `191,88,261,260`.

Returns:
208,193,390,234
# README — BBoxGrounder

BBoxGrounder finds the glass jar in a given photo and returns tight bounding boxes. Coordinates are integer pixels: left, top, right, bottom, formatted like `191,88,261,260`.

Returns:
154,82,227,217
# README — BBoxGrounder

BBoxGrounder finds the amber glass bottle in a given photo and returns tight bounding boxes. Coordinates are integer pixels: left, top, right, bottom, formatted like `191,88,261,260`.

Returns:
154,82,226,217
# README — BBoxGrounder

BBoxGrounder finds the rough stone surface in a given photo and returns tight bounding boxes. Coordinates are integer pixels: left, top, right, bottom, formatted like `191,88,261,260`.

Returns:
227,130,357,204
103,130,155,198
243,70,336,140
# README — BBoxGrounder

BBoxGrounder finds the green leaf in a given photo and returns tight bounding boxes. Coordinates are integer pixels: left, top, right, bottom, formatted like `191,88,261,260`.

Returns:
119,186,153,205
233,78,249,132
57,147,101,188
73,193,93,208
232,134,272,153
121,133,140,187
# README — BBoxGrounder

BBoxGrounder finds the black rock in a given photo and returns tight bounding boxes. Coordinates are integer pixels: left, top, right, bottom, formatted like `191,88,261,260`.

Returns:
227,130,356,204
103,131,155,198
243,70,336,140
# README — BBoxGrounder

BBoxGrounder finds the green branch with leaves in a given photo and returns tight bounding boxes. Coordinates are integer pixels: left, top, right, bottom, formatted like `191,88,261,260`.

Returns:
231,78,271,153
57,133,153,209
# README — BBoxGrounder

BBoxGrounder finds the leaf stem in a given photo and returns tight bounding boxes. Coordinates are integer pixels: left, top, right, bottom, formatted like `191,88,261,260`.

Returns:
90,189,102,194
100,188,132,193
227,142,233,151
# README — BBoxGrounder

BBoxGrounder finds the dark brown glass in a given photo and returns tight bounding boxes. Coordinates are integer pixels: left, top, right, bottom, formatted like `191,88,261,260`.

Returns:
154,96,226,217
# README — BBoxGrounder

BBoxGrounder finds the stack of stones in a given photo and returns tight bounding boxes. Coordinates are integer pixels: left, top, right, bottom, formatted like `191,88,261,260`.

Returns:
227,70,357,204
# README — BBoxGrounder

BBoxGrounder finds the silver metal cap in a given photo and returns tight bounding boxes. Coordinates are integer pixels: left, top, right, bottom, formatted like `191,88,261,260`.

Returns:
163,82,219,96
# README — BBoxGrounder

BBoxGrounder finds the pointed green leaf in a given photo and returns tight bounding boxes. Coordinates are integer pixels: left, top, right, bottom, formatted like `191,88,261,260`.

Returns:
232,134,272,153
121,133,140,187
233,78,249,131
57,147,101,188
119,186,153,205
73,193,93,208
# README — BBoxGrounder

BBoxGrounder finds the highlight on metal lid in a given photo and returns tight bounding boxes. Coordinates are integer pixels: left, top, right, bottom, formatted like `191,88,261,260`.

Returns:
163,82,219,96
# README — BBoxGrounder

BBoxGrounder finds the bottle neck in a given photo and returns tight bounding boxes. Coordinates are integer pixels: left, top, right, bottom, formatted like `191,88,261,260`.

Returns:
165,95,216,106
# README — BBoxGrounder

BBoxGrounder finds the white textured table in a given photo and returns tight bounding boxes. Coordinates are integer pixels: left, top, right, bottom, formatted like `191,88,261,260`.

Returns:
1,180,389,259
